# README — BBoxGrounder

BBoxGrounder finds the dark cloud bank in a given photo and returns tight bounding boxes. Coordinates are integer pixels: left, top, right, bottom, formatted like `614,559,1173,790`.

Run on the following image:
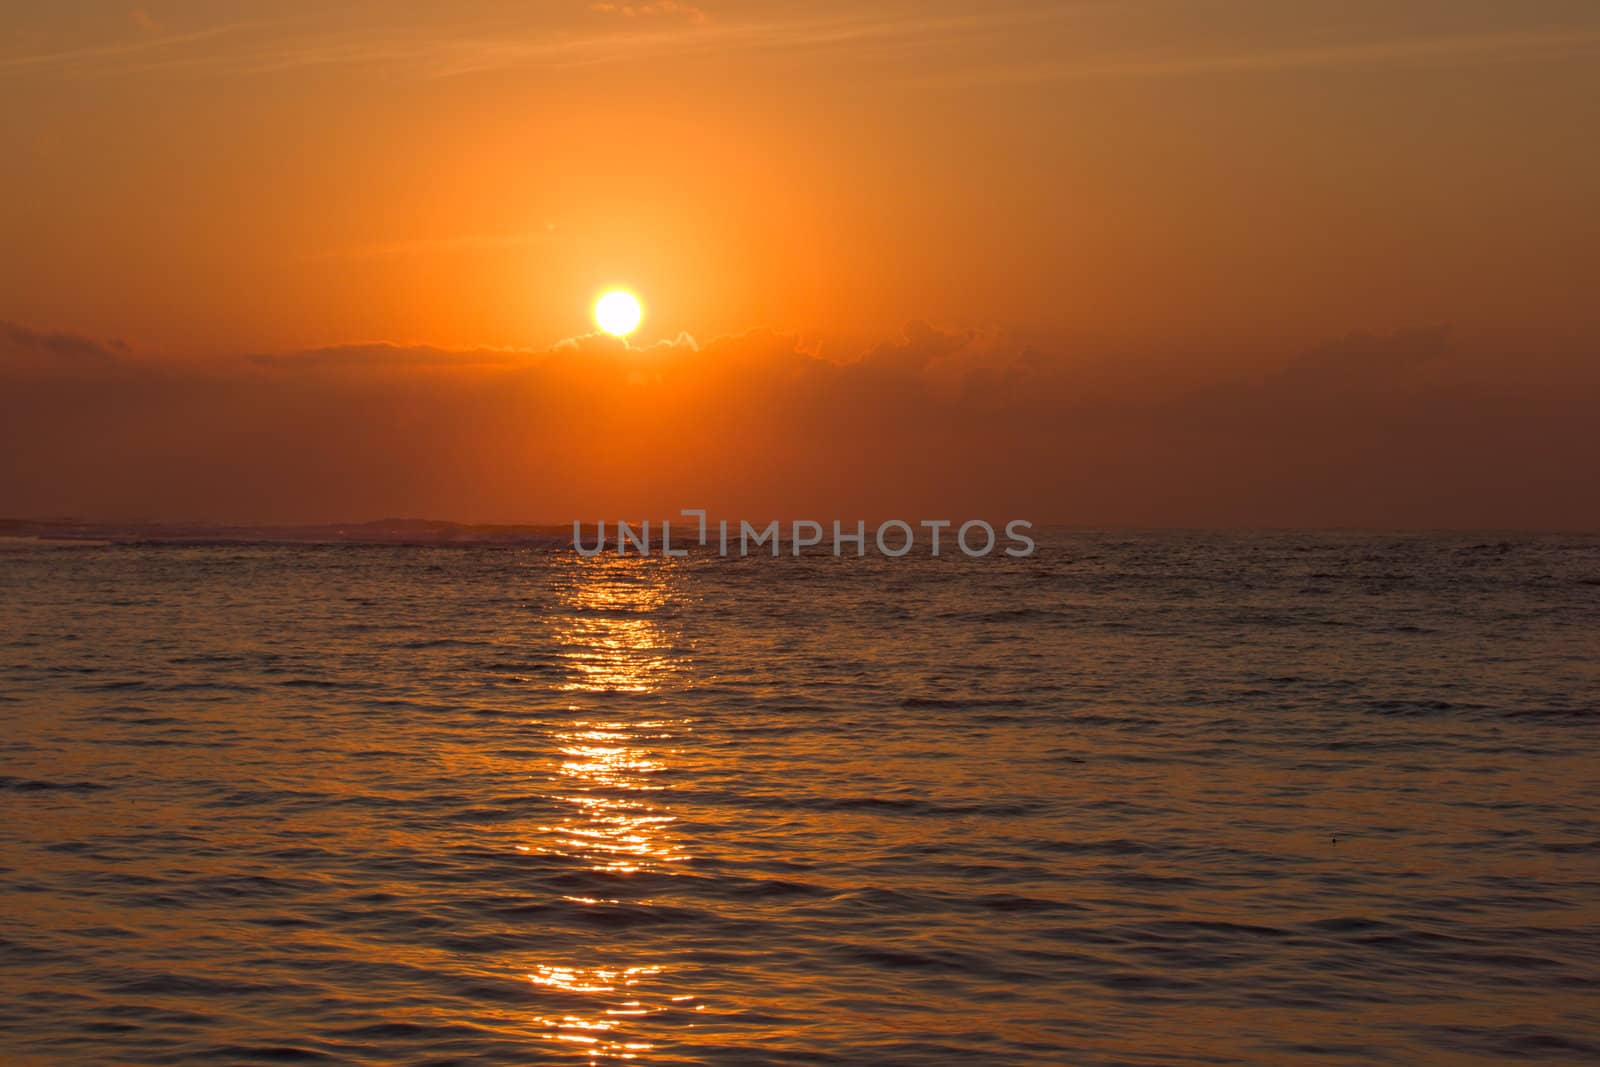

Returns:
1,320,1595,530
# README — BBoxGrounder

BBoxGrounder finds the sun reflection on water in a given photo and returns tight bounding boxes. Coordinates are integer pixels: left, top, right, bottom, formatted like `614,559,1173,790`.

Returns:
529,965,674,1060
533,720,688,873
524,556,701,1059
551,556,690,694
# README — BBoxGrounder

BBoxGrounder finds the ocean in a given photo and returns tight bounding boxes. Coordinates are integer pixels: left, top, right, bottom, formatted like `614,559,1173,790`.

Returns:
2,532,1597,1064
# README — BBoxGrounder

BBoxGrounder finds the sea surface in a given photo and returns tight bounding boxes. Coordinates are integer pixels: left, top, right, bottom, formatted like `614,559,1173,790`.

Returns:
1,532,1598,1065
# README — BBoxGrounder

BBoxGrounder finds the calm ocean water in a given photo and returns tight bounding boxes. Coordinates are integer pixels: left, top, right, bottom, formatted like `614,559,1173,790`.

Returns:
2,532,1597,1065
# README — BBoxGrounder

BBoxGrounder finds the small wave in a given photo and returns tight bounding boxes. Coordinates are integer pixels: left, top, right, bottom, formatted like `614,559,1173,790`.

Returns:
0,776,108,793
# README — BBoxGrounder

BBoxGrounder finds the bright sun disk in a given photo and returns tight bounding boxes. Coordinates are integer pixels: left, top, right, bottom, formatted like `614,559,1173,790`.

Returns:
595,290,642,337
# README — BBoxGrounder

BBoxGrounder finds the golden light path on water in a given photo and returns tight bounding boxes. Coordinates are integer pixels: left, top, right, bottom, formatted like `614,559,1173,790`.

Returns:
524,556,701,1061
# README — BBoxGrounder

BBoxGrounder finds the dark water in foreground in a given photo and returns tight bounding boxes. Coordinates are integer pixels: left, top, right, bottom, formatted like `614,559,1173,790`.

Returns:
1,532,1598,1065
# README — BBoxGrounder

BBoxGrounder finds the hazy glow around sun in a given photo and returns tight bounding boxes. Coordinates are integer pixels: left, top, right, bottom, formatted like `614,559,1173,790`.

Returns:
594,290,642,336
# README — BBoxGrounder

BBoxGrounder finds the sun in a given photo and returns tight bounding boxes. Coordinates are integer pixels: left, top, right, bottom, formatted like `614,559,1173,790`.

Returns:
594,290,643,337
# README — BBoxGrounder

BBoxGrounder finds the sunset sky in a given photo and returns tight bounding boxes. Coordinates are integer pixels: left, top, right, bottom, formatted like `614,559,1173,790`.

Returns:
2,1,1597,527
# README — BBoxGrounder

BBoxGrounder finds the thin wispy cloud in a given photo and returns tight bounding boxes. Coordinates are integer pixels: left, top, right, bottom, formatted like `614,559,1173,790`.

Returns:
5,6,1598,87
0,20,265,74
318,230,558,261
918,25,1600,87
591,1,709,25
0,7,1076,80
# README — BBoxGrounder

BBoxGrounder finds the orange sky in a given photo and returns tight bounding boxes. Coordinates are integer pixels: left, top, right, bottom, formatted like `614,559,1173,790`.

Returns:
2,2,1598,526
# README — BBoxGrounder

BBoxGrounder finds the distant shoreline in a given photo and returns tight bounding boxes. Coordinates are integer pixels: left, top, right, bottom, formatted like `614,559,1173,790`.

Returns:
0,519,569,548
